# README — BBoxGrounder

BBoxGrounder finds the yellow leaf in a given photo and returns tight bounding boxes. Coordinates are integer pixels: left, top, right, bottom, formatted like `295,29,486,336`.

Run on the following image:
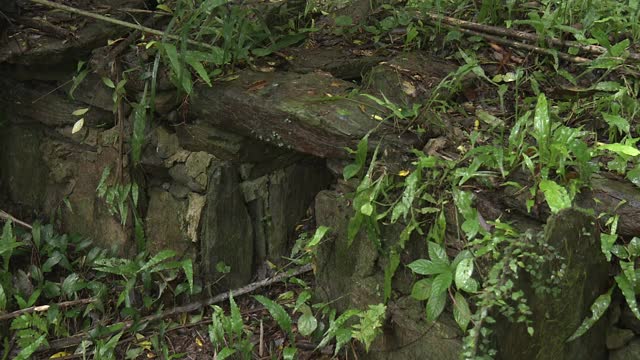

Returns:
72,108,89,116
221,75,240,82
138,341,152,350
156,4,172,13
401,81,416,96
50,352,71,359
107,38,124,46
398,170,410,177
72,118,85,134
146,352,156,358
195,337,203,347
146,41,157,49
135,333,145,341
371,114,383,121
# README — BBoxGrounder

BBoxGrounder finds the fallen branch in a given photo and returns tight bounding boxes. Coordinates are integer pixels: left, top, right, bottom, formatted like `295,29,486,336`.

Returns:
420,11,640,62
457,26,590,64
0,209,33,230
0,297,96,322
38,264,313,353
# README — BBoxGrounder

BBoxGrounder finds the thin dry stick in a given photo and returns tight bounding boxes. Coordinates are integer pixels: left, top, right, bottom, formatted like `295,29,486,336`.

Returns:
0,298,96,322
0,209,33,229
28,0,217,51
39,264,313,353
421,11,640,61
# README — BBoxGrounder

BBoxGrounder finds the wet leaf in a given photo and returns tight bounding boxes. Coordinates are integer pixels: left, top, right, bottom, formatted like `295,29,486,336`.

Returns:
453,292,471,332
598,143,640,157
72,108,89,116
408,259,450,275
455,258,474,291
431,271,453,297
71,118,84,134
307,226,330,248
567,285,613,342
411,278,433,300
428,241,448,263
617,274,640,319
602,113,630,135
297,305,318,336
426,291,446,322
254,295,293,339
539,180,572,213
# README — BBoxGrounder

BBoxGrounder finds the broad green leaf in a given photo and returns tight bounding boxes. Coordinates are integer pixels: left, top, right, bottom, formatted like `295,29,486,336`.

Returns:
411,278,433,301
431,271,453,297
254,295,293,338
454,258,474,291
598,143,640,157
408,259,450,275
567,285,613,342
602,113,630,135
426,291,447,322
451,250,473,270
307,226,330,247
62,273,84,296
460,278,479,293
601,233,617,261
453,292,471,332
283,347,297,360
216,347,236,360
297,305,318,336
629,238,640,257
616,274,640,319
539,180,572,213
428,241,449,264
626,166,640,188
